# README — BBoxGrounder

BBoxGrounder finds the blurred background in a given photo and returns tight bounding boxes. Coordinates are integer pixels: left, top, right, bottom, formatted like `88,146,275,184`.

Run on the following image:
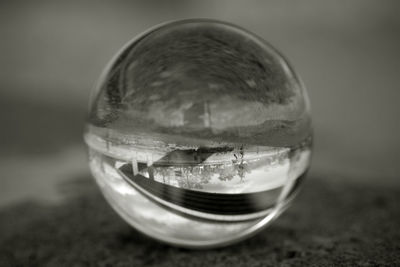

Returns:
1,0,399,209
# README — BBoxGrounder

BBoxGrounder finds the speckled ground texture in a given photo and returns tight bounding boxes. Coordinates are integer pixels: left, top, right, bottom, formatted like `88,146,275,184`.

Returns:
1,174,399,267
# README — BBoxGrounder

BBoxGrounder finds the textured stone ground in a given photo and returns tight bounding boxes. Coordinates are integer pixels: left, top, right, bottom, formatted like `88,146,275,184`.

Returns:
1,173,399,267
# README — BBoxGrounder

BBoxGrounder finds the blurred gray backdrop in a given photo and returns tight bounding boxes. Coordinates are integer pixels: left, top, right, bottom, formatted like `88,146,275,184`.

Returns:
1,0,399,206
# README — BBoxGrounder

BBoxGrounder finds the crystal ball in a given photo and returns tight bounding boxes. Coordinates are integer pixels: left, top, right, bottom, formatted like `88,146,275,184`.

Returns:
84,19,312,248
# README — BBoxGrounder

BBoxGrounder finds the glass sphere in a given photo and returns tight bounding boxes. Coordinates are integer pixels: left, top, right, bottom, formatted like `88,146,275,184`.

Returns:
84,19,312,248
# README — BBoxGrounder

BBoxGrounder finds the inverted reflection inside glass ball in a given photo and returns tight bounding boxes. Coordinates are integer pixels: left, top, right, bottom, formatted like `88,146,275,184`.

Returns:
84,19,312,248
